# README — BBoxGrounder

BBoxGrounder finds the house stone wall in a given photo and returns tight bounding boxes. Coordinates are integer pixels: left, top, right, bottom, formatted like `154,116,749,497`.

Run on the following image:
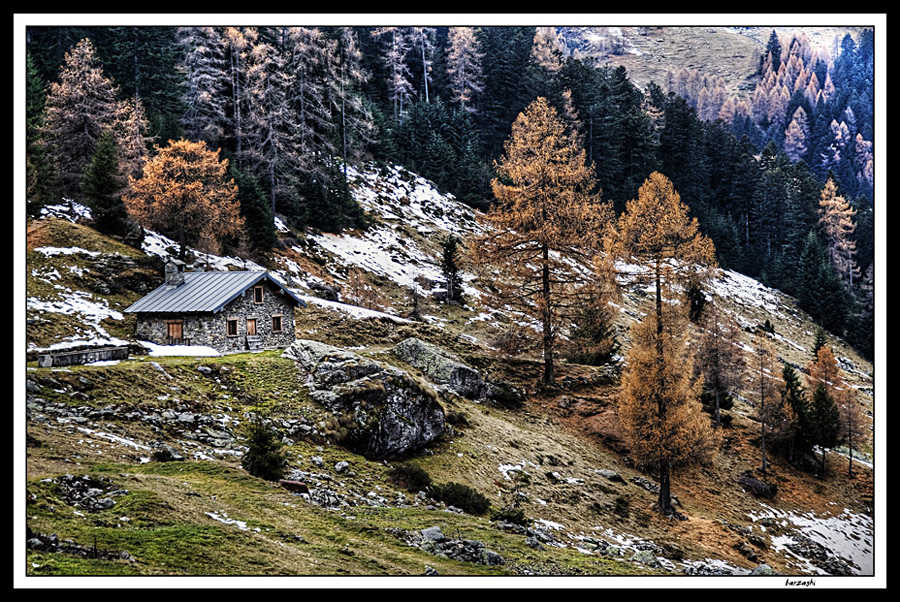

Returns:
134,280,297,353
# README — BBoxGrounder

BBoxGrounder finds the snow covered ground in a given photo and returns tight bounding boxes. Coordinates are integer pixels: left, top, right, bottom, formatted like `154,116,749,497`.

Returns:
749,503,873,576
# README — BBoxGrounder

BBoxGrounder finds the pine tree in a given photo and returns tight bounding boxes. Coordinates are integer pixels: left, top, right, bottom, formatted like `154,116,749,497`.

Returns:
222,27,253,170
811,326,828,360
783,106,809,163
328,27,376,172
806,346,846,475
753,332,782,473
81,128,129,236
40,38,123,197
473,96,613,386
408,27,435,103
231,167,276,256
241,414,288,482
611,171,718,515
176,26,230,148
372,27,415,121
116,95,153,182
440,234,464,305
240,31,302,219
780,363,811,466
26,51,52,212
809,382,842,476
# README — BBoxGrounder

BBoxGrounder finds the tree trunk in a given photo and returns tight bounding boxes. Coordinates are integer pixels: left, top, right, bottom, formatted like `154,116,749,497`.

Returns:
542,242,554,386
847,428,854,478
714,388,721,430
658,465,673,515
653,259,673,515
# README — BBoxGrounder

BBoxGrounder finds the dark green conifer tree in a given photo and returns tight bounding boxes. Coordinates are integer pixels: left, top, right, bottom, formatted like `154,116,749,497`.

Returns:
241,414,288,482
232,167,277,255
780,363,812,466
440,234,464,305
81,128,130,236
809,382,842,475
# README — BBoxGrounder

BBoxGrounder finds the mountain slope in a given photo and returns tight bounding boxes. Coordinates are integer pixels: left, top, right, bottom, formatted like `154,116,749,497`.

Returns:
21,162,876,583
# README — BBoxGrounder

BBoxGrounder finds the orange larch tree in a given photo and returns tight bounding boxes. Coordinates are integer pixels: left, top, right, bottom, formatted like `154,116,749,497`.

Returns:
124,139,244,262
611,171,719,516
818,177,859,287
472,96,614,386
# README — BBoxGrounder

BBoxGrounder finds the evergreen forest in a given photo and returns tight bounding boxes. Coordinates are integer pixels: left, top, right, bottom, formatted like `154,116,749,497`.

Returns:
24,24,876,359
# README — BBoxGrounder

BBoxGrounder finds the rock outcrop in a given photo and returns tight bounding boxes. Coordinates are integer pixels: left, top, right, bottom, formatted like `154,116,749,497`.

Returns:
283,340,445,459
392,337,489,400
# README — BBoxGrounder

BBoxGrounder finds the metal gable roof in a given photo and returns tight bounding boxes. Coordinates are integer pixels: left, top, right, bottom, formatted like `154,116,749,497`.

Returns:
125,270,305,314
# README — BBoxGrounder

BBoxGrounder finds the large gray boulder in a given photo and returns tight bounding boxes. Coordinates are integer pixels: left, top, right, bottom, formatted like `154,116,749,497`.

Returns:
391,337,489,400
283,340,444,459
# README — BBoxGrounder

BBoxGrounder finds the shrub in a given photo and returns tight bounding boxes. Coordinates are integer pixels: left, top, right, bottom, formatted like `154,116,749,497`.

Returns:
491,505,528,526
387,463,433,493
241,416,288,482
433,481,491,515
445,411,469,427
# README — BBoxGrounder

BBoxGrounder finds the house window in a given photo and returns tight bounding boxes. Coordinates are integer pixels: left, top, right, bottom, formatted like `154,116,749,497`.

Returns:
226,318,238,337
246,318,257,337
272,315,282,333
166,320,183,341
253,286,264,304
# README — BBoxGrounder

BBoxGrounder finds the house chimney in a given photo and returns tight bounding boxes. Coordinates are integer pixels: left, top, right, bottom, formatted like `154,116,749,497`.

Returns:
165,260,185,287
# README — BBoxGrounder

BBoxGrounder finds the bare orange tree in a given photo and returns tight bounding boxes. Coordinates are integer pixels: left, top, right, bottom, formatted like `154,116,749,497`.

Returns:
694,301,745,430
612,171,719,516
124,139,243,262
472,96,613,386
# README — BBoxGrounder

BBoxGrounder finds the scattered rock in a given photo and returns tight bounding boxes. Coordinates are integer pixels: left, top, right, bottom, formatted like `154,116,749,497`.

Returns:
26,528,135,563
749,563,779,576
595,468,626,483
394,526,505,567
52,474,126,512
738,471,778,499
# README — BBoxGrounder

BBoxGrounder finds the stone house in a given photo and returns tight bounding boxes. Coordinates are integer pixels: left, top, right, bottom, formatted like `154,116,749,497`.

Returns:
125,263,306,353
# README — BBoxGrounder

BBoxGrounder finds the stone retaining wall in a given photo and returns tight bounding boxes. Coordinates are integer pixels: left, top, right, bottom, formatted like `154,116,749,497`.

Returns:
37,345,130,368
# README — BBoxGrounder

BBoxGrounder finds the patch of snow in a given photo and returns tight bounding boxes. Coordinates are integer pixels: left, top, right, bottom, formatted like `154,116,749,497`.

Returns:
139,229,263,272
75,426,150,451
39,200,92,222
137,341,222,357
205,511,248,531
34,246,101,258
299,295,411,324
536,518,566,531
749,503,873,575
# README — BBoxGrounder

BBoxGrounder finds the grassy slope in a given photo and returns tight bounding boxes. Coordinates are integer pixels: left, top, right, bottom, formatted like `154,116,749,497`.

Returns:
22,135,875,581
